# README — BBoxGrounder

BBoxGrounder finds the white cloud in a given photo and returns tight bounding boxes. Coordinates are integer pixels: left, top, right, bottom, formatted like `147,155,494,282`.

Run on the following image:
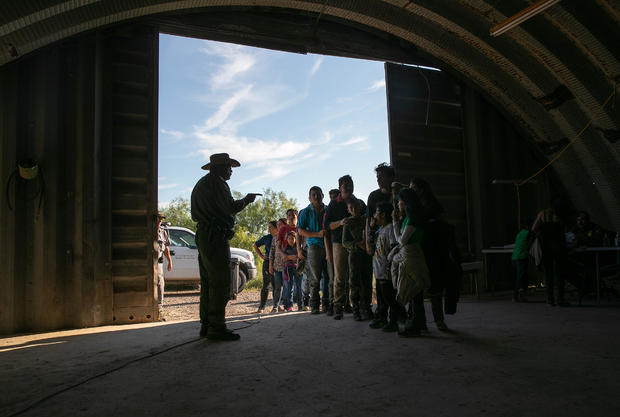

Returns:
369,79,386,91
194,131,312,165
192,129,342,185
309,57,323,78
158,183,179,190
200,42,256,90
160,129,184,141
342,136,367,146
199,85,253,132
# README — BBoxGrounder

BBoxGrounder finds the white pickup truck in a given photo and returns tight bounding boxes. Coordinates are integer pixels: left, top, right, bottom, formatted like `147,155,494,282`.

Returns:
163,225,257,293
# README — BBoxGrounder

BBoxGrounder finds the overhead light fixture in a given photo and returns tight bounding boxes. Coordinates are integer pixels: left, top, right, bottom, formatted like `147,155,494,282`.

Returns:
490,0,562,37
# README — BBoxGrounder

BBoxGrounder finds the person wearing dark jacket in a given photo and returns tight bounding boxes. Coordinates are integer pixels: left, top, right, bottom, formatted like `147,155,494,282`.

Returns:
411,177,462,331
532,199,570,306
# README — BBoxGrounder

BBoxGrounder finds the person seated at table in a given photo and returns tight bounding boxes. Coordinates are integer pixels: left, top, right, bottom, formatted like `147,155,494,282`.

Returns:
570,211,605,247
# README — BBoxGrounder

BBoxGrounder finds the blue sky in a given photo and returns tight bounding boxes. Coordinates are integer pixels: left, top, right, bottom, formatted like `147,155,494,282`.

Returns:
158,34,390,209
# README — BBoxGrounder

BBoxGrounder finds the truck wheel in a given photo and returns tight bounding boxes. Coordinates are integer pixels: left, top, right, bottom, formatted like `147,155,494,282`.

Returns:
237,270,247,293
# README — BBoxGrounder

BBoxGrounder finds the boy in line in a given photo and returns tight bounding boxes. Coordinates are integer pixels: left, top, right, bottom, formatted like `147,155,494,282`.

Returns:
297,186,330,315
342,197,373,321
254,220,278,312
370,201,401,331
325,175,355,320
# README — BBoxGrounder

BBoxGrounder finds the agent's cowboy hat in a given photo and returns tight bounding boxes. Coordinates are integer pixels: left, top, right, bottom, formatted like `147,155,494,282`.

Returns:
201,153,241,170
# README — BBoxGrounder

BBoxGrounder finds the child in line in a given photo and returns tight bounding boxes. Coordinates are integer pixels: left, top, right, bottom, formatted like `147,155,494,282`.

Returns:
369,201,402,331
342,197,373,321
282,231,303,311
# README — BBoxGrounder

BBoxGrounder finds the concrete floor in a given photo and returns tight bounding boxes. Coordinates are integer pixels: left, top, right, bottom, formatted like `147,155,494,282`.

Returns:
2,295,620,417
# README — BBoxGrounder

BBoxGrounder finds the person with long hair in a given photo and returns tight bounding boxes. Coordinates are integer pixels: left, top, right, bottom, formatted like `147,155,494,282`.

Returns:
389,188,430,337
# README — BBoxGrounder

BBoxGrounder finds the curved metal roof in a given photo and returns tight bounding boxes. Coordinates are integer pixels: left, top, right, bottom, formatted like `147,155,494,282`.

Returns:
2,0,619,227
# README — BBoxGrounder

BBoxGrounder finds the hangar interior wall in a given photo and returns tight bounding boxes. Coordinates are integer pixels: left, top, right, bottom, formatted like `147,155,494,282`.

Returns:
386,63,561,266
0,26,159,334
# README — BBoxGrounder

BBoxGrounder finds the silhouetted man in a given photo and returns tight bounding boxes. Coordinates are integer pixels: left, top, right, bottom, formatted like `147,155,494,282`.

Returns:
191,153,257,341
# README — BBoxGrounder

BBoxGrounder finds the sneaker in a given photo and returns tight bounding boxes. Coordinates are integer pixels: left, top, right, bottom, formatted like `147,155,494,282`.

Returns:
278,305,285,312
287,306,293,312
206,328,241,341
369,319,385,329
436,320,449,331
303,306,310,311
271,307,278,313
382,322,398,332
257,306,265,313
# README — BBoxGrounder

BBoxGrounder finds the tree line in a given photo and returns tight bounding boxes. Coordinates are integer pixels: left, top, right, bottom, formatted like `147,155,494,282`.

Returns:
161,188,298,280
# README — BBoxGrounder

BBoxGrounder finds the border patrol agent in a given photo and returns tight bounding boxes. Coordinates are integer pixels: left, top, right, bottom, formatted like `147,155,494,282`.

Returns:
155,211,172,319
191,153,257,341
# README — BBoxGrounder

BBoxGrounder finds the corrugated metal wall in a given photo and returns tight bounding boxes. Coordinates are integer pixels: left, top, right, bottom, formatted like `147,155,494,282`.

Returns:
0,25,159,334
386,63,470,254
104,26,159,324
386,63,561,288
0,34,109,333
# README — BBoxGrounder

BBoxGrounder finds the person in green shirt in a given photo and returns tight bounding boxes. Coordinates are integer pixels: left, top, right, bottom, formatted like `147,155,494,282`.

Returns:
511,222,532,302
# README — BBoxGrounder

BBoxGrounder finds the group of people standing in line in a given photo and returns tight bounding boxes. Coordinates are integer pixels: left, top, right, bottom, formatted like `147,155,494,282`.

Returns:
253,163,463,337
176,152,616,341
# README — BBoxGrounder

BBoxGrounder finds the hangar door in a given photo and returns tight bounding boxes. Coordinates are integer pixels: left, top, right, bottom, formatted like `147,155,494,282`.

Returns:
103,26,160,324
385,63,470,254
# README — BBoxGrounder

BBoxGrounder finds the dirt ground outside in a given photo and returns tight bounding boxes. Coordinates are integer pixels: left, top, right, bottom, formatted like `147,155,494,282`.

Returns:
162,288,263,321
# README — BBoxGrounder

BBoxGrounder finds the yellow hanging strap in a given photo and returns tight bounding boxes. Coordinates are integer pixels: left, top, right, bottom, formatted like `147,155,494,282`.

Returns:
519,87,616,188
511,86,617,231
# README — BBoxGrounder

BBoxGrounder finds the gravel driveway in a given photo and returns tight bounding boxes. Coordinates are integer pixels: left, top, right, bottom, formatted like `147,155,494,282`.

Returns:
162,289,263,321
